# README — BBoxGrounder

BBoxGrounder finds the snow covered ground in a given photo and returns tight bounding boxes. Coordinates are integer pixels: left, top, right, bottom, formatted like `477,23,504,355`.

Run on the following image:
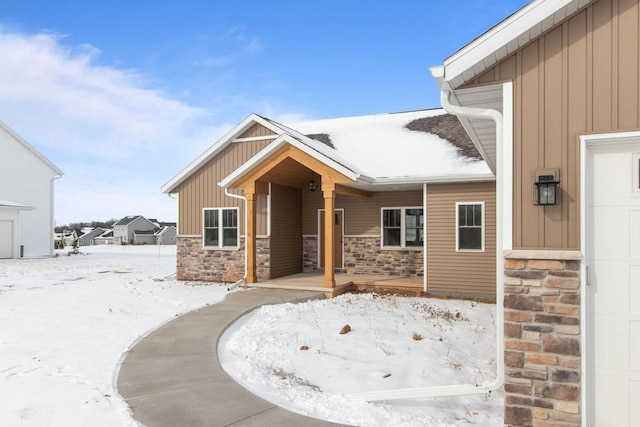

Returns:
219,293,504,427
1,245,503,426
0,245,229,426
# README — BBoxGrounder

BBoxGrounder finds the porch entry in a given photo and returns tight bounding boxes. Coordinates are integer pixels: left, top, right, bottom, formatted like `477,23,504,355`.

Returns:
585,136,640,426
318,209,343,269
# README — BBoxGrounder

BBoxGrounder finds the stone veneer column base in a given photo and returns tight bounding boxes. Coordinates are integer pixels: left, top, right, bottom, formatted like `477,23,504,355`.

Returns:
176,235,270,283
503,250,582,427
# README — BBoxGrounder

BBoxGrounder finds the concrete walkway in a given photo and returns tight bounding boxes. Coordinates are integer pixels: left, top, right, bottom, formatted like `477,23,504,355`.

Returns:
116,288,346,427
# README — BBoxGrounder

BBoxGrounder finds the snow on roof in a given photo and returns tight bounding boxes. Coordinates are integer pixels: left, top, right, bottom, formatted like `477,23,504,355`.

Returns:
287,109,491,179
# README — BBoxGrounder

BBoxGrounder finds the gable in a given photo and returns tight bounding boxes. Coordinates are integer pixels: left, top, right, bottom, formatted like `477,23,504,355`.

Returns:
238,123,277,139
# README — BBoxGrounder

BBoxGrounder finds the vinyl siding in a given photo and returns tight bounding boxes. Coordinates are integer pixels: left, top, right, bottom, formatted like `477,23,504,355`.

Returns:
270,184,302,278
426,182,496,296
465,0,640,250
176,140,270,235
301,190,423,235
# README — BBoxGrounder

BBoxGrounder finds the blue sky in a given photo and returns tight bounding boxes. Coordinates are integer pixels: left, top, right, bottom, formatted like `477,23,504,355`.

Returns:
0,1,529,225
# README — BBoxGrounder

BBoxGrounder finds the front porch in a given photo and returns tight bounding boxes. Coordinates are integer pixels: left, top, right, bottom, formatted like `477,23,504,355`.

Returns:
243,271,423,298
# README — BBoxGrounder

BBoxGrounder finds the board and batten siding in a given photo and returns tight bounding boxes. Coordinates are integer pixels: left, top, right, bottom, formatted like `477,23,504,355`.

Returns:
465,0,640,250
301,189,423,235
426,182,496,296
270,184,302,278
175,139,270,236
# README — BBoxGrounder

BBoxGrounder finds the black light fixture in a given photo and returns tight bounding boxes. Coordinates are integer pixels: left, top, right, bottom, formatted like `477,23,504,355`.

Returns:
535,174,560,206
307,172,318,192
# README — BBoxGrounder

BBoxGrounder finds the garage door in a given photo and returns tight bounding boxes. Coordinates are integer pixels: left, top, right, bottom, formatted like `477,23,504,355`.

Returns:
0,221,13,258
587,140,640,426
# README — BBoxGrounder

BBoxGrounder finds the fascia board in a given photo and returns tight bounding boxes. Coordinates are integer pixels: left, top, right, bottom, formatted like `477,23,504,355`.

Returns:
0,120,63,176
443,0,581,87
372,173,496,186
219,134,359,189
161,114,285,194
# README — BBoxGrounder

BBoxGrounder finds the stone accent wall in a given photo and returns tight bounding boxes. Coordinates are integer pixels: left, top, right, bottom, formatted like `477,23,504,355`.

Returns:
503,251,581,427
176,235,270,282
302,235,423,277
302,236,318,272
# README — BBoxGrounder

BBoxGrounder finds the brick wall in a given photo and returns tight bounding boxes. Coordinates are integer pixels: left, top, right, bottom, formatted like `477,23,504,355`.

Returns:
302,235,423,277
176,235,270,282
503,250,581,427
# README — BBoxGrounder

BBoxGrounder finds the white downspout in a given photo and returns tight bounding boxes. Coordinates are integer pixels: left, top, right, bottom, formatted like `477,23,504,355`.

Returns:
353,84,507,402
224,187,247,291
423,183,427,292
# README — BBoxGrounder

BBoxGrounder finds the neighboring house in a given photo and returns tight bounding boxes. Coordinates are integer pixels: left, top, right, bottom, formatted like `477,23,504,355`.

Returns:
92,229,114,245
155,224,177,245
162,109,497,298
77,227,107,246
0,121,63,258
113,215,157,244
432,0,639,424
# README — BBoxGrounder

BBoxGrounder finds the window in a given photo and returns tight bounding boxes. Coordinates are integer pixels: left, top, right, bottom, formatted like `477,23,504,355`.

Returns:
203,208,238,248
381,207,424,248
456,202,484,251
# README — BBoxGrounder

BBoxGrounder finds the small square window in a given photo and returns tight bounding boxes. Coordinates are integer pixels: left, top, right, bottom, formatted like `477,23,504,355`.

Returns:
456,202,484,252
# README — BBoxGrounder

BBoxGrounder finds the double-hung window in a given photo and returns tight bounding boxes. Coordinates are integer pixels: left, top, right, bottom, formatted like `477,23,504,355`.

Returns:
456,202,484,251
381,207,424,248
204,208,239,248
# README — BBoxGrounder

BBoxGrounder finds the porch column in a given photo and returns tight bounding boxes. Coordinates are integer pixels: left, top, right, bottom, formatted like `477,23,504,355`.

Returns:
322,182,335,288
245,191,257,283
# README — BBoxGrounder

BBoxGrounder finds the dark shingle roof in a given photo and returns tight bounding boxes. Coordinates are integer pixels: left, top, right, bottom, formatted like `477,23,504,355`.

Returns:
405,114,482,160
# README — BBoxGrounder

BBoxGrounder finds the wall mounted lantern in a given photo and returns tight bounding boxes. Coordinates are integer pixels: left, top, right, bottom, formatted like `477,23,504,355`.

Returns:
534,168,560,206
307,172,318,192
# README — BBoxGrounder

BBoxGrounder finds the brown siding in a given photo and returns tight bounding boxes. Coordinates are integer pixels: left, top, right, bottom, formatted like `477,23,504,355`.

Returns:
176,140,271,235
467,0,640,250
270,184,302,278
238,123,276,139
426,182,497,296
301,189,423,235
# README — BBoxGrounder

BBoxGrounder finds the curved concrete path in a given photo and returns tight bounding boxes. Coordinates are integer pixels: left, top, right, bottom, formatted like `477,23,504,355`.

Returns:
117,288,346,427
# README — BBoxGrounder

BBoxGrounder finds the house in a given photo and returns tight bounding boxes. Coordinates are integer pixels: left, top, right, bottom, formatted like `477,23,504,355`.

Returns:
0,121,63,258
77,227,108,246
53,229,79,249
432,0,639,425
162,109,497,298
91,229,114,245
113,215,157,244
155,224,177,245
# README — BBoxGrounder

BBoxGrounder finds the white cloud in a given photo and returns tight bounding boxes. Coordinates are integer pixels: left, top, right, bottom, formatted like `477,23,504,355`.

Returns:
0,31,206,158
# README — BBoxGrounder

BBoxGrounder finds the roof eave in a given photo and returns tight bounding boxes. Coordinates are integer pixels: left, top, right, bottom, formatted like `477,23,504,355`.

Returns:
161,113,284,194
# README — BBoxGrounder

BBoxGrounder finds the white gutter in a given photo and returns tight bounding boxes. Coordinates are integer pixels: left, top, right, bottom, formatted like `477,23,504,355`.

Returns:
224,187,247,291
354,81,507,402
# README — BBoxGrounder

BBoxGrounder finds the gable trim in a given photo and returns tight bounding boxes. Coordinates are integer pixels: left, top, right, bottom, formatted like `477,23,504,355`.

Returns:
161,114,286,194
443,0,593,88
0,120,63,176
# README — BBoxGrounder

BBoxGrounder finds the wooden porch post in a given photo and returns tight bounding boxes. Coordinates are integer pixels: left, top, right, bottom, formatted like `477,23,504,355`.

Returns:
322,182,335,288
245,190,257,283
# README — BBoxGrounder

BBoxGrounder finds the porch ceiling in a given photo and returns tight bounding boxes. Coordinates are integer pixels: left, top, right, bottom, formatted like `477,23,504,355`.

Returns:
257,157,315,190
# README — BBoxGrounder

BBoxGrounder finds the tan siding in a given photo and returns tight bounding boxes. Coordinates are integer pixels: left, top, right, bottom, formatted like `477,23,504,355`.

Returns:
176,139,271,235
238,123,276,139
464,0,640,250
270,184,302,278
426,182,497,296
301,190,423,235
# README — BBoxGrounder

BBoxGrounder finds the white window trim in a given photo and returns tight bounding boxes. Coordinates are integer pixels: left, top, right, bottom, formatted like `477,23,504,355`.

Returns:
202,207,240,249
455,201,485,252
380,206,424,250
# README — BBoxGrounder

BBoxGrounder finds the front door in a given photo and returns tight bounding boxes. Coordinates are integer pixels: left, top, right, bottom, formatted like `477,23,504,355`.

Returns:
319,209,343,269
586,139,640,426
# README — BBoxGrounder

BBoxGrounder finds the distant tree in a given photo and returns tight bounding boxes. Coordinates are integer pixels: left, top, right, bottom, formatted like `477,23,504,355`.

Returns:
54,218,118,233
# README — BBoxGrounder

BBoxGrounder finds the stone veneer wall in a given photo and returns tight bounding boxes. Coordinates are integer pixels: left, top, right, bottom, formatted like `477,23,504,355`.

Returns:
503,250,582,427
302,235,423,277
176,235,270,282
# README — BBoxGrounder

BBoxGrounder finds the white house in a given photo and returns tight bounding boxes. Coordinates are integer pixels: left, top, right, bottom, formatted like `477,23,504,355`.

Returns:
0,121,63,258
